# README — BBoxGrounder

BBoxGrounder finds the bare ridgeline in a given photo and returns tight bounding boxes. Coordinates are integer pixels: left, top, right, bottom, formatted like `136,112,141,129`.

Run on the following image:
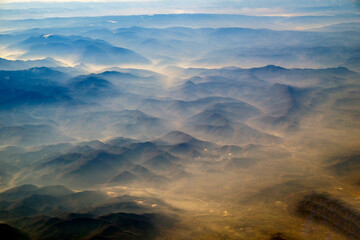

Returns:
296,193,360,240
0,2,360,240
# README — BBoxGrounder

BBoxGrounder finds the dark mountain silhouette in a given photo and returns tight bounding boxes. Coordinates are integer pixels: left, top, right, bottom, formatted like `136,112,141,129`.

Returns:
0,223,31,240
0,185,108,221
296,193,360,240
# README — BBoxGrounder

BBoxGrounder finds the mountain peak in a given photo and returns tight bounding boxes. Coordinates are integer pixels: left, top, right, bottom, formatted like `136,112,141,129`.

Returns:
3,184,39,194
263,65,287,71
184,80,196,87
161,131,194,144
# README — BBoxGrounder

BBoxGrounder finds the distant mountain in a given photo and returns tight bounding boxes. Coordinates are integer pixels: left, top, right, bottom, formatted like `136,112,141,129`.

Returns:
31,139,183,188
98,67,162,78
186,104,260,127
173,66,336,133
0,124,73,147
33,185,73,197
252,83,314,131
183,106,281,145
80,44,150,65
61,191,108,209
139,96,240,119
0,185,73,202
69,75,117,98
0,67,69,86
167,143,202,158
0,182,176,240
185,121,281,145
18,34,150,65
0,184,39,202
0,14,359,240
204,101,262,121
95,70,164,95
0,57,64,70
326,154,360,185
63,110,169,140
108,110,170,139
0,67,72,109
248,65,357,86
0,184,107,216
110,171,138,185
128,164,167,185
187,110,231,127
0,132,219,190
314,22,360,32
174,74,267,101
161,131,196,145
143,152,180,174
161,131,215,150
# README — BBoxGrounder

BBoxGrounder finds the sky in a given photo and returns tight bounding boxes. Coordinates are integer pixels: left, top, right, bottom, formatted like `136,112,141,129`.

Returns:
0,0,357,7
1,0,155,1
0,0,359,19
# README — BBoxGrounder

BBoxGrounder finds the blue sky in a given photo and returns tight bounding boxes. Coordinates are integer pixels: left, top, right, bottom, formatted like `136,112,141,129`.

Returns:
0,0,359,18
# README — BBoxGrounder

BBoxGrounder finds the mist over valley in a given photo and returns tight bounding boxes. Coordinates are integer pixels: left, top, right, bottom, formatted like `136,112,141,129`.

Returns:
0,1,360,239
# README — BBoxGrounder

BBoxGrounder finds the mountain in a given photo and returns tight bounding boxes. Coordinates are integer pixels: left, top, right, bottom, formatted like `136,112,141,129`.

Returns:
80,44,150,65
143,153,180,174
0,124,73,147
33,185,73,197
0,67,72,109
160,131,215,153
61,191,108,209
0,223,31,240
0,9,359,240
160,131,195,145
18,34,150,66
139,96,240,119
0,182,176,240
296,193,360,240
31,140,175,187
326,154,360,185
204,101,262,121
0,57,63,71
68,75,117,98
108,110,170,139
62,110,170,140
110,171,138,185
0,184,107,217
94,71,164,96
0,67,69,86
0,184,39,202
185,121,282,145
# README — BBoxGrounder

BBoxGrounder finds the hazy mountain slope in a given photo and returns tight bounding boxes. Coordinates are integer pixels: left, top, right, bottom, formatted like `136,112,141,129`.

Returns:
0,57,64,71
0,8,359,240
16,34,150,65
